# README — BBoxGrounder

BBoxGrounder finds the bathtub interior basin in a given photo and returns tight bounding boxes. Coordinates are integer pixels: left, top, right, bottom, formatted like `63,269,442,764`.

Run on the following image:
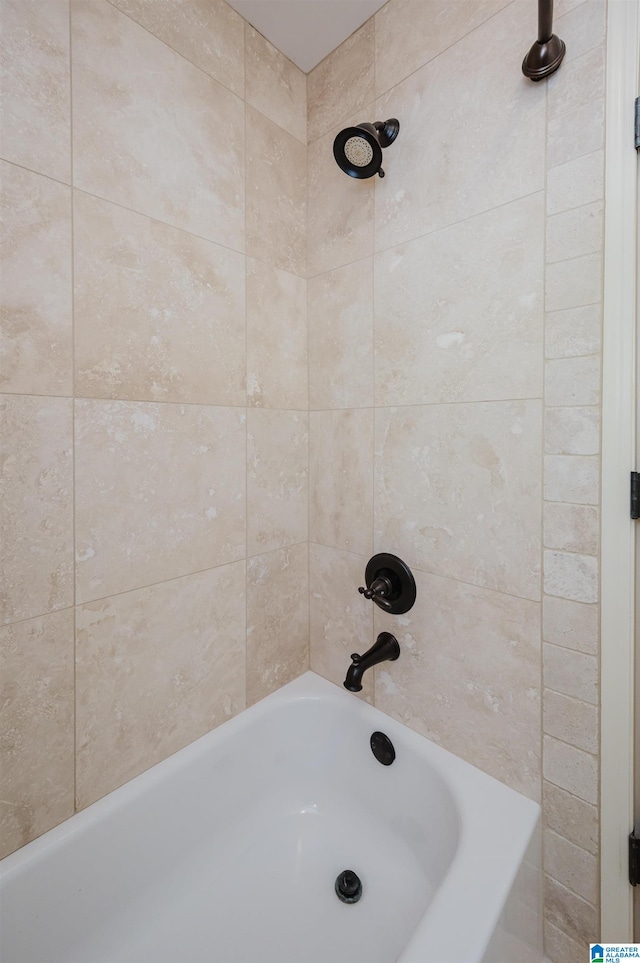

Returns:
0,671,541,963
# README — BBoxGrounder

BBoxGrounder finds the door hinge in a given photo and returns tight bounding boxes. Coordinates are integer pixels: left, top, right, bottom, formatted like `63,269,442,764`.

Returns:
630,830,640,885
635,97,640,150
632,472,640,519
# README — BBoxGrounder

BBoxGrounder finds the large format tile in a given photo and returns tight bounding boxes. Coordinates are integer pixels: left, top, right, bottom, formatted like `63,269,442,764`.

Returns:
245,25,306,144
374,194,543,405
74,192,245,405
246,258,307,410
1,395,73,624
246,106,306,277
247,543,309,705
374,570,541,800
307,115,374,278
75,400,245,602
0,609,74,858
72,0,244,250
309,409,374,556
0,0,70,182
374,0,512,97
109,0,245,95
307,20,374,142
247,409,308,555
76,562,246,808
309,544,374,703
308,258,374,410
375,401,542,600
1,162,72,396
375,0,545,251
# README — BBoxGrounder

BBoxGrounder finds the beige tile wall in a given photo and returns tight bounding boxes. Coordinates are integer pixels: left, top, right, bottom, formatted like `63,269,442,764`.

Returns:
1,0,308,856
306,2,606,961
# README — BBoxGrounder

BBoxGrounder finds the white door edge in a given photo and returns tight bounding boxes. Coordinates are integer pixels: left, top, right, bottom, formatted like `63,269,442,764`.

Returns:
600,0,639,940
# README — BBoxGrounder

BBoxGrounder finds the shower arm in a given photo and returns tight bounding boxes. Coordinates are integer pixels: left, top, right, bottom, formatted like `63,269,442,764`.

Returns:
537,0,554,44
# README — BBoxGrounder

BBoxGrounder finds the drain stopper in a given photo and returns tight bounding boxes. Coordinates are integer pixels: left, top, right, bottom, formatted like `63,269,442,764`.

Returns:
335,869,362,903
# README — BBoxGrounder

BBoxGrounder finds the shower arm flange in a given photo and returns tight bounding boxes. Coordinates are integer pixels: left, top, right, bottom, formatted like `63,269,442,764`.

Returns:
522,0,566,81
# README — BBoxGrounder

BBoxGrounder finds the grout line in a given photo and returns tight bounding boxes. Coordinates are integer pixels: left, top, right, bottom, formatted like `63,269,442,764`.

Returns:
542,774,598,808
103,0,308,149
70,183,248,263
544,825,598,854
0,159,253,264
1,542,312,632
0,156,71,189
68,0,78,816
545,250,605,271
307,185,546,281
1,392,308,411
542,870,598,910
309,397,543,412
305,63,311,675
543,730,599,758
542,771,598,806
243,57,249,709
1,605,76,632
307,541,544,606
306,0,521,146
0,175,304,285
541,70,550,858
102,2,240,107
546,134,606,176
544,638,599,658
543,684,599,712
307,542,370,562
6,150,592,292
81,546,310,610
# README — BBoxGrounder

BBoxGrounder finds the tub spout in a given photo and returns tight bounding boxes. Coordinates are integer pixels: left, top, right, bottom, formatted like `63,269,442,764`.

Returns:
344,632,400,692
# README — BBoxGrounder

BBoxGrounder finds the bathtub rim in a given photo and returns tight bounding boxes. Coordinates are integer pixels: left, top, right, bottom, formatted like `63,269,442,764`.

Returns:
0,670,540,963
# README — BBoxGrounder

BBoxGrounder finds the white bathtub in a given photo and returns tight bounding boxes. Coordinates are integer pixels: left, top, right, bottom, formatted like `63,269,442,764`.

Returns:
0,672,542,963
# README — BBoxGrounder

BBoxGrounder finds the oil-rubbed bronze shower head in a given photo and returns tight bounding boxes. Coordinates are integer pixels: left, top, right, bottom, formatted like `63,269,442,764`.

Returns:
333,119,399,179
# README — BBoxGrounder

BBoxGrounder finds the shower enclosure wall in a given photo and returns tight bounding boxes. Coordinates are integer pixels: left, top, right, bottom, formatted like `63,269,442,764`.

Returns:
1,1,607,961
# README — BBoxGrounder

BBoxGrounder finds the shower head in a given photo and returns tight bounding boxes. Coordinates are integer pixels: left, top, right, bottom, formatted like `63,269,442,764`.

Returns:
333,119,400,179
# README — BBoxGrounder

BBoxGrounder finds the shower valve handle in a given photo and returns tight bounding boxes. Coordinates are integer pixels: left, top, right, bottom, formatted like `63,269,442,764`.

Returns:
358,577,393,612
